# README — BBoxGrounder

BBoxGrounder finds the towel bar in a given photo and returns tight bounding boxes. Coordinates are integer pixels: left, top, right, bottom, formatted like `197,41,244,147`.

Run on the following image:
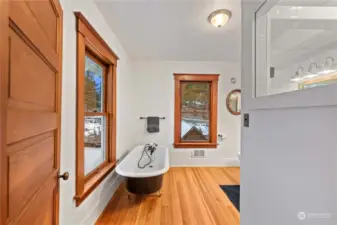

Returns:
140,117,165,120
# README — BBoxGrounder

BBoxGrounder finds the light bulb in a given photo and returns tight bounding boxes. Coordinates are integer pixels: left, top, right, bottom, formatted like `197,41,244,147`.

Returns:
211,13,229,28
208,9,232,28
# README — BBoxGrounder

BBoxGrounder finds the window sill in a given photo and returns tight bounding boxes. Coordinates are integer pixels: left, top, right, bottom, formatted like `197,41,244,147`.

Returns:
174,142,218,149
74,161,117,206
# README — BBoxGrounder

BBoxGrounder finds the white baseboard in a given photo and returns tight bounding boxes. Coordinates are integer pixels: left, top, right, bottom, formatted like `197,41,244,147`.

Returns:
170,158,240,167
223,158,240,167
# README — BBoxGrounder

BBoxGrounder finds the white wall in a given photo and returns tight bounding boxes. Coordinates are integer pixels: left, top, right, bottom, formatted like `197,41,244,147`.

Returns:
132,61,241,167
241,1,337,224
59,0,135,224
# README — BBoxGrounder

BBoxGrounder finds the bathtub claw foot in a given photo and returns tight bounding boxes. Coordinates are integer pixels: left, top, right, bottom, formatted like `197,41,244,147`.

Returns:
148,191,162,198
127,193,134,200
155,190,162,197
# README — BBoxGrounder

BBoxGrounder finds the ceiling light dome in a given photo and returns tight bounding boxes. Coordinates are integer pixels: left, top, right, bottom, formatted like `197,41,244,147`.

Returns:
208,9,232,28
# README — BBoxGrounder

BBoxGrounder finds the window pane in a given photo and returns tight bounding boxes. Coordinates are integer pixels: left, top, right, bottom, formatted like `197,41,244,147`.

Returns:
85,56,104,112
255,1,337,97
181,82,210,141
84,116,106,175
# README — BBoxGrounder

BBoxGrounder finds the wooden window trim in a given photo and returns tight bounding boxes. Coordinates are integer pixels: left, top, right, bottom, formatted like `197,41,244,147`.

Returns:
74,12,118,206
173,74,219,149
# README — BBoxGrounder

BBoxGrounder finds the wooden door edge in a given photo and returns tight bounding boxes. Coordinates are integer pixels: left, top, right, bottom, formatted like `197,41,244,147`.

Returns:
0,1,9,224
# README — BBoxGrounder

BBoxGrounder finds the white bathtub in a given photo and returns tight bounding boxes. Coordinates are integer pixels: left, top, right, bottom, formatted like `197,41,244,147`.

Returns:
116,145,170,178
116,145,169,194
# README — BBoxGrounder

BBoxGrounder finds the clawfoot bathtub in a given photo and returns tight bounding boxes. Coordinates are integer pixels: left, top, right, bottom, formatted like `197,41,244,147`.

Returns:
116,145,169,195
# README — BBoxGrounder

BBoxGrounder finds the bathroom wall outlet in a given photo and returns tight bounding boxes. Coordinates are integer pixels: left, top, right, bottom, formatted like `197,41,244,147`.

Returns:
217,133,226,141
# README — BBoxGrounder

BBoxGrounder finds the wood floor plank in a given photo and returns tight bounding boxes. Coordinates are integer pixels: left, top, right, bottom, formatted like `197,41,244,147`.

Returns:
95,167,240,225
108,194,129,225
160,170,170,225
192,168,227,225
96,183,125,224
121,197,139,225
168,168,183,225
205,168,240,224
183,168,215,225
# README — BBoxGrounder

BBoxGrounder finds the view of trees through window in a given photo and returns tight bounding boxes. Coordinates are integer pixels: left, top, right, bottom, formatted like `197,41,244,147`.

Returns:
84,55,106,175
84,56,103,113
181,82,210,141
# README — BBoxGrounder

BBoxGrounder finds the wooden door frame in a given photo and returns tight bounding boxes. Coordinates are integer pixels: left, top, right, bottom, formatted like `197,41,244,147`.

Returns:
55,0,63,223
0,1,63,224
0,1,9,224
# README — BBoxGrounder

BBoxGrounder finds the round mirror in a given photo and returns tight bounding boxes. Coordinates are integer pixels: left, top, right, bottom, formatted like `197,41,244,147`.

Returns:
226,89,241,115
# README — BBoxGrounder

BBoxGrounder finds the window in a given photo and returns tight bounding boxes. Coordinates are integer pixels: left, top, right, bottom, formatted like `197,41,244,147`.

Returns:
84,53,107,175
255,1,337,97
174,74,219,148
75,12,118,206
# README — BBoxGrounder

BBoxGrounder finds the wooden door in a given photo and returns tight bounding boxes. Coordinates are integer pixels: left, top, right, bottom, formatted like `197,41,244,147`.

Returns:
0,0,63,224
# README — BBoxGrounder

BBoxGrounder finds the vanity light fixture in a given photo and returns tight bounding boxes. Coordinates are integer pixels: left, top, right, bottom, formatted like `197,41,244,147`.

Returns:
317,57,337,75
291,65,319,82
208,9,232,28
290,58,337,83
290,67,306,82
306,63,319,79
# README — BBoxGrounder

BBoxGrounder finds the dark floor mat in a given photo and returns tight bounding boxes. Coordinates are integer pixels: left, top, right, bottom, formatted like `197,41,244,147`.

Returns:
220,185,240,212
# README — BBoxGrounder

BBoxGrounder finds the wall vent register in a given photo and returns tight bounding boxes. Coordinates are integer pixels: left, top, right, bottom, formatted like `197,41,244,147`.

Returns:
191,150,206,158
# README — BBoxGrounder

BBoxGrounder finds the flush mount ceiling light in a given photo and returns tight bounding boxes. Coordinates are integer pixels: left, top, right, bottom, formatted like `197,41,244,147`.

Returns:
208,9,232,28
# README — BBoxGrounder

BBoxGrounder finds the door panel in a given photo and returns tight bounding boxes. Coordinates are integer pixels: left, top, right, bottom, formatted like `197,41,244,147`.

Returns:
9,137,55,218
7,108,57,144
25,1,58,50
9,28,56,108
13,178,58,225
9,1,59,70
0,0,63,224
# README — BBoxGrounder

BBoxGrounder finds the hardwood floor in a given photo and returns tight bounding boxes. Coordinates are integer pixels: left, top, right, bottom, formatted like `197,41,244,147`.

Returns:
96,167,240,225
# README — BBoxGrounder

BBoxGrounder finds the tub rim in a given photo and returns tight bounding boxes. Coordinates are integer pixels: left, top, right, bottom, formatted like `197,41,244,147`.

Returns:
116,145,170,178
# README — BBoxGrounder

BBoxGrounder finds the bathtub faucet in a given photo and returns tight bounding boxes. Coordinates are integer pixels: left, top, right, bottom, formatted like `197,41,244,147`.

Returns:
137,143,158,169
148,143,158,155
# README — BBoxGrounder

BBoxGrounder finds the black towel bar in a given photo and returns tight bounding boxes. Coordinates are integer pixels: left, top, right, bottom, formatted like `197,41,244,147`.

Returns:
140,117,165,120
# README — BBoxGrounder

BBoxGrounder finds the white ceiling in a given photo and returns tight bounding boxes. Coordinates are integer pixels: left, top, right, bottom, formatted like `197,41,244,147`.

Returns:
95,0,241,62
278,0,337,6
